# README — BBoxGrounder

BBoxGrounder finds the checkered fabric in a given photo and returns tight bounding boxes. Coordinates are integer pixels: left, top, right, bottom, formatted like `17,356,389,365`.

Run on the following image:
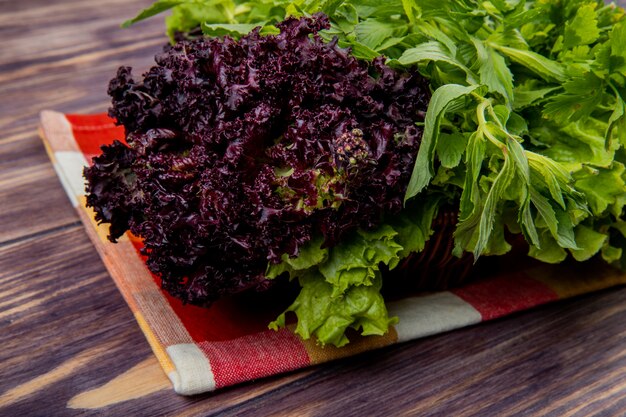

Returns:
39,110,626,395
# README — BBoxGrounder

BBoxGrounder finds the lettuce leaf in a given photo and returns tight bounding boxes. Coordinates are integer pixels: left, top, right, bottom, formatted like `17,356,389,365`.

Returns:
269,271,396,347
267,198,440,346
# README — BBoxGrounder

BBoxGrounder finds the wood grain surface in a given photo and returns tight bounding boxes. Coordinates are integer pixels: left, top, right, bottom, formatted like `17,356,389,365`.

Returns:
2,1,626,416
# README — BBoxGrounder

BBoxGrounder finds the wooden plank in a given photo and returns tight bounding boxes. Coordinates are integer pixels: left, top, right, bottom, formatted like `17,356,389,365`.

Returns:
0,0,164,145
0,135,80,244
0,227,313,416
0,37,163,143
0,0,163,245
0,0,164,69
226,288,626,416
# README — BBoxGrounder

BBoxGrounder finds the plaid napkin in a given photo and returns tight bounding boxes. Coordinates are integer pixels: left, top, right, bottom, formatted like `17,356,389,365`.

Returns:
39,110,626,395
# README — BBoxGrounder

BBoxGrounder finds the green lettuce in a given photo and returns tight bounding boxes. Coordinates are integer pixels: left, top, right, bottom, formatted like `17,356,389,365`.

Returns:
266,198,440,346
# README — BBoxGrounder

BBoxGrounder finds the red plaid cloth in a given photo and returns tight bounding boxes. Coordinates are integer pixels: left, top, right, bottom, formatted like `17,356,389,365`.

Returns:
39,110,626,395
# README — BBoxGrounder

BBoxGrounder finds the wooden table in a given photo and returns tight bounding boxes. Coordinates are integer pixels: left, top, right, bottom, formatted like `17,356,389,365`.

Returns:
2,1,626,415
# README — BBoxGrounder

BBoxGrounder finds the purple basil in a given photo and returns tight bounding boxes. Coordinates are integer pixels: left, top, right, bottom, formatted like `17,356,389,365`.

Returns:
84,13,430,305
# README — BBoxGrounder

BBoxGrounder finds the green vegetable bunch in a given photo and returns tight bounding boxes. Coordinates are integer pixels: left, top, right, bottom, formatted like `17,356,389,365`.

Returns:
123,0,626,347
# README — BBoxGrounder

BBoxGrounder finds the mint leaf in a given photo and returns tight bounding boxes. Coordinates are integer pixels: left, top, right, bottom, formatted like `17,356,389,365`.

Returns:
337,38,380,60
504,5,545,29
436,132,466,168
543,73,603,125
413,21,458,55
405,84,484,202
475,151,516,257
458,131,486,230
401,0,418,23
165,3,229,40
513,83,559,110
122,0,188,28
397,41,477,83
492,44,566,82
316,0,347,15
354,18,404,50
473,39,514,102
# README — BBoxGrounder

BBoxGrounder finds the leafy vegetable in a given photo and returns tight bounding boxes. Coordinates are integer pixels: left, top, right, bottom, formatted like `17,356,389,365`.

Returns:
107,0,626,346
267,198,439,346
85,15,430,306
404,84,485,201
